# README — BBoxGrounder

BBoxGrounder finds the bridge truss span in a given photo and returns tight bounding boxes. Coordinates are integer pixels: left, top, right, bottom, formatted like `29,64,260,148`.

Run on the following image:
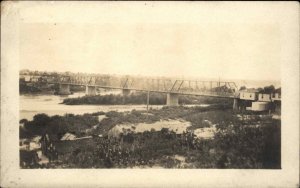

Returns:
20,74,239,98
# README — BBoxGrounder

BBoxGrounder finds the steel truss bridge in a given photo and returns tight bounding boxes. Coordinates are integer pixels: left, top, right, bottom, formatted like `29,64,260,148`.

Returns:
20,74,239,99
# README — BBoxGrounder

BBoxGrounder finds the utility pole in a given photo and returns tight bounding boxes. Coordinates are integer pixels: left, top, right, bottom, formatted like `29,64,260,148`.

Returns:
147,90,150,118
218,77,220,94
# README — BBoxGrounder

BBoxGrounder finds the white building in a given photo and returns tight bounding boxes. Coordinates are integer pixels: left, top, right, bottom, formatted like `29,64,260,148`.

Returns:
258,94,271,102
239,89,259,101
251,102,271,111
271,93,281,101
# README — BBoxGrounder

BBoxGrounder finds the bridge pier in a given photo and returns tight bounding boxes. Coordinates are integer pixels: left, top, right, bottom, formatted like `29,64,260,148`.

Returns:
166,93,179,106
86,86,97,96
122,89,131,96
233,98,239,111
58,84,71,95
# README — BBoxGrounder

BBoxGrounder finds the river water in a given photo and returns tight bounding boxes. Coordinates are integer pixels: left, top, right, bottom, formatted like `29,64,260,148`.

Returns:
20,91,210,121
20,91,164,121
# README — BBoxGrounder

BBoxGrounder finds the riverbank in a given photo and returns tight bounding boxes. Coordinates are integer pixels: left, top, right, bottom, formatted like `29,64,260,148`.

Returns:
19,82,85,95
20,105,227,139
62,92,233,105
19,105,280,169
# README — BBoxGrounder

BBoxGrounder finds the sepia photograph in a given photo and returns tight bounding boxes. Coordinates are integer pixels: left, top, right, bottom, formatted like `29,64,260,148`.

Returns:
1,1,299,187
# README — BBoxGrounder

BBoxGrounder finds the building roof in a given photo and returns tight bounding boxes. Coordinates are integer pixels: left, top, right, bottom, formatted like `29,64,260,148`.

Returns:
239,88,259,93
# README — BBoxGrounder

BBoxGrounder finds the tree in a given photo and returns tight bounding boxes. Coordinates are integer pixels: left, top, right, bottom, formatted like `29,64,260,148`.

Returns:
239,86,246,91
160,128,169,135
263,85,275,94
19,119,28,124
33,113,51,124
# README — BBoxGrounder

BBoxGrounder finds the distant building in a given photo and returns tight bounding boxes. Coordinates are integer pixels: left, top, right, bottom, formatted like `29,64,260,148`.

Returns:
30,76,40,82
258,94,272,102
24,76,31,82
271,93,281,101
271,88,281,101
239,87,281,113
239,89,259,101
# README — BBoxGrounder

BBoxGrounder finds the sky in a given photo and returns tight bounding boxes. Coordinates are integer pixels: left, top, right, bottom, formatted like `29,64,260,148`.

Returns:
19,2,282,81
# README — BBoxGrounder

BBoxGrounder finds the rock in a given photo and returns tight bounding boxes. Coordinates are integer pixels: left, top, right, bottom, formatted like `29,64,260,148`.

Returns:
60,133,77,141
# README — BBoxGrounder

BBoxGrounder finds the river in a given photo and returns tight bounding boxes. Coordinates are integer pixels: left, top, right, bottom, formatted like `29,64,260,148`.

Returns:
19,91,164,121
20,91,210,121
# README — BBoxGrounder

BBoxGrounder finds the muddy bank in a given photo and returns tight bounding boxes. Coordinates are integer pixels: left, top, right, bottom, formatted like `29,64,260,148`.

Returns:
108,119,216,140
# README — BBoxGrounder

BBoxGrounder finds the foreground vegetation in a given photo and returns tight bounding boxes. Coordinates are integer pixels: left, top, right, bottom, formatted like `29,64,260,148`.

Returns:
20,104,280,169
55,119,279,169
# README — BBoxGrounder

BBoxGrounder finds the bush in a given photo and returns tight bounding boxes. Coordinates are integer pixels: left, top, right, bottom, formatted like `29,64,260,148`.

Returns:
22,113,99,138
